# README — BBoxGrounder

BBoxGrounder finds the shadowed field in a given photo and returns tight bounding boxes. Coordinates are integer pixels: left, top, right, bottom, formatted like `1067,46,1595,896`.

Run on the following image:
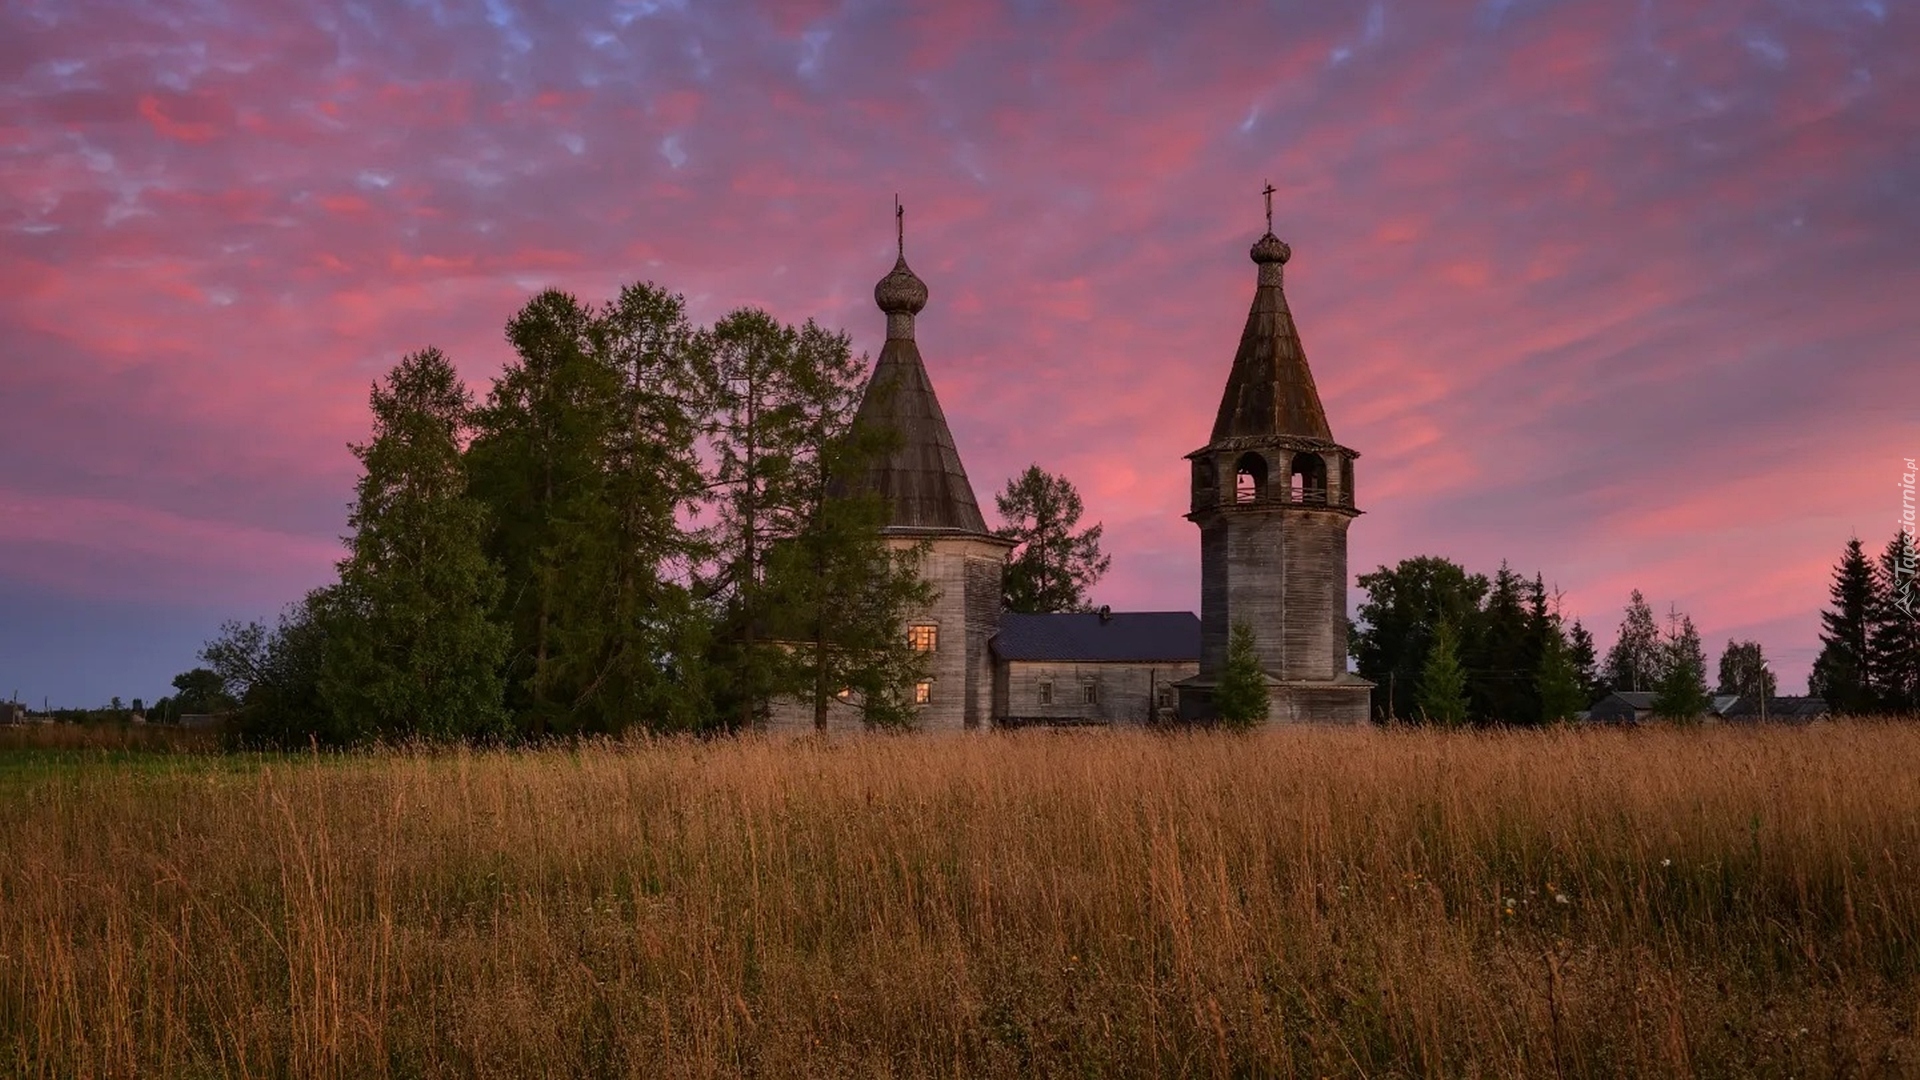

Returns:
3,723,1918,1078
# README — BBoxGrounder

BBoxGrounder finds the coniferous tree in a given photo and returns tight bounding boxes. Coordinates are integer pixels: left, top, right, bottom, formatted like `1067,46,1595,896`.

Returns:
323,348,508,740
1604,589,1664,693
704,309,930,729
1215,621,1271,728
1715,639,1776,701
1469,562,1530,724
1867,531,1920,713
1417,617,1470,727
993,465,1111,613
1809,538,1876,714
467,291,626,735
1353,557,1489,721
1567,619,1604,704
1535,617,1587,724
1651,609,1710,721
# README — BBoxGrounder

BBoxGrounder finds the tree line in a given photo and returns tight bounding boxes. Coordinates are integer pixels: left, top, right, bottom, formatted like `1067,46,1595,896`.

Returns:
151,283,1113,746
1356,527,1918,725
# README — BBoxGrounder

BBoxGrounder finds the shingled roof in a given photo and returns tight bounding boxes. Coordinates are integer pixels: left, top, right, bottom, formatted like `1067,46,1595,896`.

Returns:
846,249,994,536
1209,233,1334,443
993,611,1201,664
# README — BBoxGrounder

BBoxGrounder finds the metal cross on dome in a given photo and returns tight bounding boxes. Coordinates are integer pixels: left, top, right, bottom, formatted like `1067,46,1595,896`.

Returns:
895,195,904,258
1262,181,1276,234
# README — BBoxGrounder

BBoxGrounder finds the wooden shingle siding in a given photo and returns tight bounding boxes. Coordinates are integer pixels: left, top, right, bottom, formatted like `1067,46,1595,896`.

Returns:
998,660,1199,727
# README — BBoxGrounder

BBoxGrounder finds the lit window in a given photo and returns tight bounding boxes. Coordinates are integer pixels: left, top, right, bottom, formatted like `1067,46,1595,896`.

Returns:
1038,681,1053,706
835,687,852,702
1083,683,1098,705
914,680,932,705
908,624,938,652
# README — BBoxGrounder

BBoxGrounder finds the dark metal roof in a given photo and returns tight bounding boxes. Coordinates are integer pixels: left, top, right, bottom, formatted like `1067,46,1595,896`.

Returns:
1720,695,1830,719
1209,233,1335,444
993,611,1201,663
845,256,993,536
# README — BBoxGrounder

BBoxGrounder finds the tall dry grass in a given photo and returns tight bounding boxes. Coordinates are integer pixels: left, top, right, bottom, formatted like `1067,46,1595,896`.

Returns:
2,722,1917,1078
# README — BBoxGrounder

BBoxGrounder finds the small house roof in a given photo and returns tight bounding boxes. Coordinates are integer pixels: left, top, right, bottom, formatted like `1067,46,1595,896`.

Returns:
993,611,1200,664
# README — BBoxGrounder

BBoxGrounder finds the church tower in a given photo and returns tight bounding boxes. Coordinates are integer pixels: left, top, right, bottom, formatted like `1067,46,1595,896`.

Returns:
1176,201,1371,724
844,203,1014,731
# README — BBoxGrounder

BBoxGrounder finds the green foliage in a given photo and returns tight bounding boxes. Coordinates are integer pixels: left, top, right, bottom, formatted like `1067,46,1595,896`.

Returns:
1715,639,1776,700
704,308,931,730
202,589,340,746
993,465,1111,614
1652,609,1710,721
1353,556,1489,721
322,347,509,742
1416,619,1469,727
1214,621,1270,728
1566,619,1604,704
467,288,711,736
1604,589,1664,694
1467,563,1531,724
1867,531,1920,713
1534,616,1587,723
1810,537,1875,714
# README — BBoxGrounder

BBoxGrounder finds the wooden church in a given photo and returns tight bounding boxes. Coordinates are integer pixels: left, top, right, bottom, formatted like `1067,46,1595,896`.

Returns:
766,202,1370,731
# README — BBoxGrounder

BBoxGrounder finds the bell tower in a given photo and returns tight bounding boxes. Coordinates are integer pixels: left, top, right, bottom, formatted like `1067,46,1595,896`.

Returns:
1176,195,1371,724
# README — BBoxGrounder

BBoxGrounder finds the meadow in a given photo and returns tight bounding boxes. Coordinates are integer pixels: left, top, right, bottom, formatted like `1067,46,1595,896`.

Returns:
2,722,1917,1078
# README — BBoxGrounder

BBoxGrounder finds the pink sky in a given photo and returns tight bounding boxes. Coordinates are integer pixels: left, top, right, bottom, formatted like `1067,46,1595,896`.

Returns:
3,0,1915,704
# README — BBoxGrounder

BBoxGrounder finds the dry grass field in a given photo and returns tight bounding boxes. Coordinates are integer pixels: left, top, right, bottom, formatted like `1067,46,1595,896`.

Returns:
3,722,1918,1078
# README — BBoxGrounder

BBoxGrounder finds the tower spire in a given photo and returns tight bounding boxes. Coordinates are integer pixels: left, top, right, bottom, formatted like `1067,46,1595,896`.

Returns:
896,194,904,258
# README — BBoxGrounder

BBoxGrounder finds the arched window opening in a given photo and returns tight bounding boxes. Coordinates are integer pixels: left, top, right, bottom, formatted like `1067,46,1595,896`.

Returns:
1234,453,1268,503
1290,452,1328,506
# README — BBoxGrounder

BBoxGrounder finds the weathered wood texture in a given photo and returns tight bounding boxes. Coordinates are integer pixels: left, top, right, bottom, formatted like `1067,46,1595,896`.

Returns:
1195,507,1353,682
994,660,1199,727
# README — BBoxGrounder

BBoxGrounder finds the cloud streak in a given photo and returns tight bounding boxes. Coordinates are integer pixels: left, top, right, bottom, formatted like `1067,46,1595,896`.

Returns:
3,0,1916,702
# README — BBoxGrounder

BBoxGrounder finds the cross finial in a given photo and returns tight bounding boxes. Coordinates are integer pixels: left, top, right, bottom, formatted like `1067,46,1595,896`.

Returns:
895,194,904,258
1262,181,1276,235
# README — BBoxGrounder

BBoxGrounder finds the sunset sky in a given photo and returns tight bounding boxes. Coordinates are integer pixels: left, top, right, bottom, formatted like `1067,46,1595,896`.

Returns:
4,0,1916,706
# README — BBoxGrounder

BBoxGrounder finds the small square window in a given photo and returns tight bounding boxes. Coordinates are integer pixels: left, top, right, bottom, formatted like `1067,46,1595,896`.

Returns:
1038,681,1053,706
908,624,938,652
1082,683,1097,705
1157,686,1174,708
914,680,932,705
836,687,852,702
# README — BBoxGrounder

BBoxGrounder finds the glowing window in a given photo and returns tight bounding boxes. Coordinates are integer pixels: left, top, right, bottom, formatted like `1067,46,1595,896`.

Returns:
908,624,938,652
914,680,932,705
835,687,852,702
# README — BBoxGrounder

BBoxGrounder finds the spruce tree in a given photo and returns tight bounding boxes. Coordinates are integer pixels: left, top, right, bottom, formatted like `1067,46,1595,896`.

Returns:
1353,557,1488,721
1468,562,1529,724
323,348,508,741
1603,589,1663,693
1809,538,1876,714
1214,621,1271,728
1535,614,1587,723
1651,610,1710,721
1417,618,1470,727
993,466,1112,613
1567,619,1604,704
1867,531,1920,713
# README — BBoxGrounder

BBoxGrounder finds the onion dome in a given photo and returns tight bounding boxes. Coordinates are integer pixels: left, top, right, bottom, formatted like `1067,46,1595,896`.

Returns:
874,255,929,316
1250,232,1292,265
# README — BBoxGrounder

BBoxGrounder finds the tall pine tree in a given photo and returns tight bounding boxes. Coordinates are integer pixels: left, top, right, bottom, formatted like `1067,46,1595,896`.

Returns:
323,348,508,740
1809,537,1876,714
1867,531,1920,713
993,465,1111,613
